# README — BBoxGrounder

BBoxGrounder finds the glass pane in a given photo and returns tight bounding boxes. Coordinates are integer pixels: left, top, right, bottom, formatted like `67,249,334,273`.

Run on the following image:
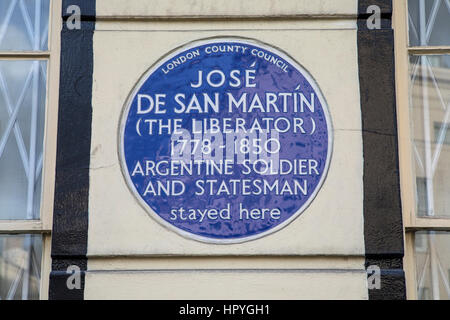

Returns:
415,231,450,300
410,54,450,218
0,0,50,51
408,0,450,46
0,234,42,300
0,60,47,219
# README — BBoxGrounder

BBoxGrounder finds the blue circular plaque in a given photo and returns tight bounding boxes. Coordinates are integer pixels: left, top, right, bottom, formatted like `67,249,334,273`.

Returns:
120,37,332,243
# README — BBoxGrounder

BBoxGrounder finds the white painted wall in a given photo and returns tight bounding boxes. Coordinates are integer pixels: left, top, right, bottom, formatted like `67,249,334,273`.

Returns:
86,1,366,299
95,0,358,18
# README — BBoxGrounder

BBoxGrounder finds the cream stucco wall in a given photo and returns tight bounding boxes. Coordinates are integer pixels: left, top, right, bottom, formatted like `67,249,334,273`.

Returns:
85,1,366,299
95,0,358,18
85,269,367,300
89,26,363,256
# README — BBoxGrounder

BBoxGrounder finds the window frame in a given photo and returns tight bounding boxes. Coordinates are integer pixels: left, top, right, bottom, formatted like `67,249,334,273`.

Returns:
393,0,450,300
0,0,62,300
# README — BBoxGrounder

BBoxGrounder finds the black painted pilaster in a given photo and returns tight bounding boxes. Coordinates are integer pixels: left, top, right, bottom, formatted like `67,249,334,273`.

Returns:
357,0,406,300
49,0,95,300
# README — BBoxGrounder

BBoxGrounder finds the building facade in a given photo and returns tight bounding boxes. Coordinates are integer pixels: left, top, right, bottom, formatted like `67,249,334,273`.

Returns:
0,0,449,300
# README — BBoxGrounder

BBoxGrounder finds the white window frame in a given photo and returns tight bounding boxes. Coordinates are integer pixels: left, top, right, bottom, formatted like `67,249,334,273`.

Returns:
0,0,62,300
393,0,450,300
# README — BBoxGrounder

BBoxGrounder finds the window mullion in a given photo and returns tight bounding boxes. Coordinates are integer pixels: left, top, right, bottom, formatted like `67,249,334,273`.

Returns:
0,220,50,234
408,46,450,54
406,217,450,230
0,52,50,59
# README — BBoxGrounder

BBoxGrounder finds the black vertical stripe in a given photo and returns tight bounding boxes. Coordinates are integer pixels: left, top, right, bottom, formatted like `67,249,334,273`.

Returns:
49,0,96,300
357,0,406,299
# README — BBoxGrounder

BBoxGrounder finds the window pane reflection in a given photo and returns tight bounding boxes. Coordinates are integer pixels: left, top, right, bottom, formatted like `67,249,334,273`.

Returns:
415,232,450,300
410,55,450,217
408,0,450,46
0,0,50,51
0,60,47,219
0,234,42,300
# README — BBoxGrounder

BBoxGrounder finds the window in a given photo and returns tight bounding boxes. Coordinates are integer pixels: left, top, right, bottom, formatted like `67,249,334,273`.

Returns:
0,0,60,300
0,235,42,299
394,0,450,300
414,231,450,299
